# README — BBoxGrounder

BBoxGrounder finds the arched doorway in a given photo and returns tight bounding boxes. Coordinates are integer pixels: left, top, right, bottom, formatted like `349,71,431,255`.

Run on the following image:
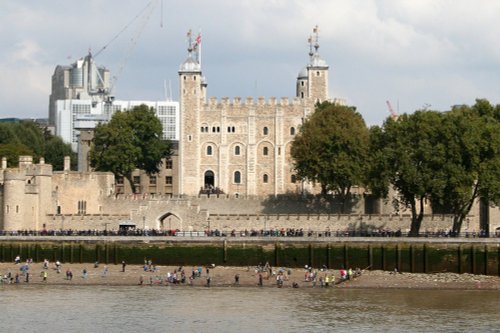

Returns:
159,212,182,234
204,170,215,190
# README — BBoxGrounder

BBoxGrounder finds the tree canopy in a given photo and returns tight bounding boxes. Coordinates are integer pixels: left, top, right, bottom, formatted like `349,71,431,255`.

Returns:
367,99,500,235
89,104,171,193
0,121,75,169
291,101,370,212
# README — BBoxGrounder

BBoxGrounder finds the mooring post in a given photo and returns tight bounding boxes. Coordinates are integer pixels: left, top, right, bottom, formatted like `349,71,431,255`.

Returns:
343,244,349,269
484,245,488,275
471,246,476,274
423,244,428,273
223,239,228,263
458,245,462,274
368,245,373,270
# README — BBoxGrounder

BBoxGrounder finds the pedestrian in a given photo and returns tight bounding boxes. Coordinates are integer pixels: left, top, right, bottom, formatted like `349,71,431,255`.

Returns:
102,266,108,277
206,275,211,287
258,273,263,287
41,271,47,282
122,261,126,272
234,273,240,285
139,275,144,285
82,268,88,279
25,272,30,283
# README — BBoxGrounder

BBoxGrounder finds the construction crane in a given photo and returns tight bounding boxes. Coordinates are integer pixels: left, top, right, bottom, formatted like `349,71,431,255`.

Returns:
386,100,398,120
91,0,162,100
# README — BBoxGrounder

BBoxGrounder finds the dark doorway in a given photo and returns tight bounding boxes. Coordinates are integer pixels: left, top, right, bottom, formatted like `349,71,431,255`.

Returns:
204,170,215,190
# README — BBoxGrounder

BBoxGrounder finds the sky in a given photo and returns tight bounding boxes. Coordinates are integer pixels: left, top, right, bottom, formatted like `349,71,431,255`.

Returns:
1,0,500,126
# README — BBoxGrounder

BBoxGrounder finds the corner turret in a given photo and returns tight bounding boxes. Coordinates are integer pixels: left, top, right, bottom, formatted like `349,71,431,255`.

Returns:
296,26,329,103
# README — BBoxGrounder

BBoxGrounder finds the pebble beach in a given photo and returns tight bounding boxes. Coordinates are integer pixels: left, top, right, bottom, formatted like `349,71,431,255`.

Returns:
1,262,499,290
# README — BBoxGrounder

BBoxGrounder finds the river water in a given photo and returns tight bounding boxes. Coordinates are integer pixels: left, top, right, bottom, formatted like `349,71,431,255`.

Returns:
1,286,499,332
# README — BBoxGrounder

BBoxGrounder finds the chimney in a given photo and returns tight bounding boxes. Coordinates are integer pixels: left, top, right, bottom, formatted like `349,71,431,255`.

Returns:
64,156,71,171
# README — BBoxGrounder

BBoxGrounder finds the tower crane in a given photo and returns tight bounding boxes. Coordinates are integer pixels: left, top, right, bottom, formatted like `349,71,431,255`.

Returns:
386,100,398,120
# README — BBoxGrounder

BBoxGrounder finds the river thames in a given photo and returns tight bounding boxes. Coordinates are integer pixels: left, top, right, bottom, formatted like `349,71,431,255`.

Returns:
1,286,499,332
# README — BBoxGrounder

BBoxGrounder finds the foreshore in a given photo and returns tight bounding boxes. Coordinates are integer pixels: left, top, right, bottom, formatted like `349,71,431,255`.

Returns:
1,262,499,290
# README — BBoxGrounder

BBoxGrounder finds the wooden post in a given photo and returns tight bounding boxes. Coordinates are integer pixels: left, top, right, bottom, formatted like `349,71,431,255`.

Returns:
423,244,428,273
396,244,401,272
484,245,488,275
368,245,373,270
343,244,349,269
326,244,330,269
309,244,313,268
275,242,279,267
381,245,385,271
410,245,415,273
471,246,476,274
458,245,462,274
223,240,228,263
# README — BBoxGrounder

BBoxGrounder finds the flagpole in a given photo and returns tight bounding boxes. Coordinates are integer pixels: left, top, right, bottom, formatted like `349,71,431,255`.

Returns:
198,31,202,67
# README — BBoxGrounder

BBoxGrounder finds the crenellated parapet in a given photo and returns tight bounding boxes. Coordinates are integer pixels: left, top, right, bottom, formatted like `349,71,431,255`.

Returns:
200,95,312,111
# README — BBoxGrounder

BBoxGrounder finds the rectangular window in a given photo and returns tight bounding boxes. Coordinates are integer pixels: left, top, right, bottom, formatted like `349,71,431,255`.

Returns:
149,176,157,185
116,176,124,185
165,160,173,169
165,176,173,185
133,176,140,185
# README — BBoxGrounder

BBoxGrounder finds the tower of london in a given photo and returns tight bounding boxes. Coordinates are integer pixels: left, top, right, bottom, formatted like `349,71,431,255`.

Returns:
178,28,343,197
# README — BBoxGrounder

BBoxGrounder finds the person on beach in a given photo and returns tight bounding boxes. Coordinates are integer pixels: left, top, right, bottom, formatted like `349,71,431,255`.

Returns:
41,271,47,282
82,268,88,279
234,274,240,285
206,274,211,287
15,255,21,264
43,259,49,270
258,273,263,287
102,266,108,277
139,275,144,285
122,261,126,272
25,272,30,283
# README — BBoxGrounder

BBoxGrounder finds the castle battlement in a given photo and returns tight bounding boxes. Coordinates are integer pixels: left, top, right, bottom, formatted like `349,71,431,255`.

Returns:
201,96,309,109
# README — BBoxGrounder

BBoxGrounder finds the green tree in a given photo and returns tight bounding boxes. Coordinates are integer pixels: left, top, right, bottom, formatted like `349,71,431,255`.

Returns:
431,99,500,234
368,111,446,236
89,104,171,193
291,102,369,212
0,143,33,167
44,136,77,171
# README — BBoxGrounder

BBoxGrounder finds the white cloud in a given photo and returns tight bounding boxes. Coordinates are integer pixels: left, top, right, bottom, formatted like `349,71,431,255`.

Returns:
0,0,499,124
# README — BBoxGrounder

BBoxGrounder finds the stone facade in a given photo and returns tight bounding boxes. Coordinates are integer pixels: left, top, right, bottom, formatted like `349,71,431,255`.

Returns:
178,30,344,197
0,156,497,234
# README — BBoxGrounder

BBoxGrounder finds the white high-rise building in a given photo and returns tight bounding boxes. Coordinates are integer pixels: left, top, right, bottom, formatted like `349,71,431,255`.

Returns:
55,99,180,152
49,52,111,127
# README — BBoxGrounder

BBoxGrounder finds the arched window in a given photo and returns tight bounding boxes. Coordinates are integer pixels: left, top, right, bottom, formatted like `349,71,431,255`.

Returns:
201,127,205,133
263,127,268,135
263,147,269,156
263,174,269,183
206,145,213,156
291,174,297,183
232,126,235,132
234,171,241,184
300,92,304,98
235,145,240,156
290,127,295,135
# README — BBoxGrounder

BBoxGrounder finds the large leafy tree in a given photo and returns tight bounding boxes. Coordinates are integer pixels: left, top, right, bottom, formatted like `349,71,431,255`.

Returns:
44,136,77,171
89,104,171,193
431,99,500,233
0,121,76,169
368,111,446,236
291,102,369,212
